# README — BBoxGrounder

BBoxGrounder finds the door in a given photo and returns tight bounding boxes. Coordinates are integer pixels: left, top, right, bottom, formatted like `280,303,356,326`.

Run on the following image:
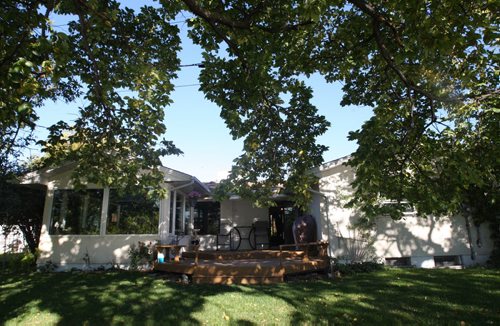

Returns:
269,201,299,247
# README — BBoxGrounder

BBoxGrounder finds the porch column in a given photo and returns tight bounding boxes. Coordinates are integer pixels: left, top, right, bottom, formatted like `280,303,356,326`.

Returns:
171,190,177,234
188,199,196,236
181,195,186,234
100,187,110,236
40,186,55,236
159,188,171,244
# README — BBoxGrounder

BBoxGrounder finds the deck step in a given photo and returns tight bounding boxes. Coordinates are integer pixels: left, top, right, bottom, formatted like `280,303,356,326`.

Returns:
154,249,329,284
192,275,284,285
182,250,306,261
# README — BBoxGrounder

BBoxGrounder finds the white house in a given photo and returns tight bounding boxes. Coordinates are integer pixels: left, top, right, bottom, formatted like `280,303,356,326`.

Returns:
22,163,211,269
23,157,493,270
310,156,493,268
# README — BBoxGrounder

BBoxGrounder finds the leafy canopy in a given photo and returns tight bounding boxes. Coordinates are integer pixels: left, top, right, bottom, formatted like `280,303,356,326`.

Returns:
1,0,498,219
181,0,499,218
1,0,183,197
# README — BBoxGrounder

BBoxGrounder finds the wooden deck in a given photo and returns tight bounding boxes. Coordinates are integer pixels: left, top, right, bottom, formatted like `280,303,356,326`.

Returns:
153,243,329,284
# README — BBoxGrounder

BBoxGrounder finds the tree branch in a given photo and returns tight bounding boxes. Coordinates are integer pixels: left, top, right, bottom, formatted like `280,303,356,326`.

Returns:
470,89,500,103
182,0,313,33
73,0,113,117
370,19,452,104
0,122,27,163
349,0,463,105
183,0,252,29
348,0,403,47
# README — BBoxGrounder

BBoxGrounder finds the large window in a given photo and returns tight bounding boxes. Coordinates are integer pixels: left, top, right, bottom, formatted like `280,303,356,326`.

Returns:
434,255,461,267
168,191,186,235
50,189,103,235
106,190,159,234
193,202,220,235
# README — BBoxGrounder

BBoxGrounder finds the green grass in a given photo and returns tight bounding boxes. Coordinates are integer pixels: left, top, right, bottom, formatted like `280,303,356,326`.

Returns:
1,268,499,325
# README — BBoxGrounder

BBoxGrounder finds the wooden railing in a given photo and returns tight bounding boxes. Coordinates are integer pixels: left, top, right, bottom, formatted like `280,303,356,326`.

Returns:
193,245,200,265
278,241,329,267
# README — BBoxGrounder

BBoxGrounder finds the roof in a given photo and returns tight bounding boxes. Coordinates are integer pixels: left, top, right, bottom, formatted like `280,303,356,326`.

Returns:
310,154,352,176
22,162,211,196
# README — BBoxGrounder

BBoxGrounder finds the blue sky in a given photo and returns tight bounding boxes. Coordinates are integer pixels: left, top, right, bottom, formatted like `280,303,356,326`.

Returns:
31,3,373,182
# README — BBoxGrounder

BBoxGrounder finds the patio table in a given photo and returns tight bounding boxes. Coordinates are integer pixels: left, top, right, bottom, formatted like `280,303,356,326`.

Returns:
156,244,186,262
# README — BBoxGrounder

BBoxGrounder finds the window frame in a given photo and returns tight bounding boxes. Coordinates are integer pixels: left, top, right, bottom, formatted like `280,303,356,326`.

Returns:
49,188,104,235
105,189,160,235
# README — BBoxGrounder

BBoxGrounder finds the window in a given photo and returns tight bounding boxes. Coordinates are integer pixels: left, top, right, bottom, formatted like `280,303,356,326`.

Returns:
175,193,184,235
50,189,103,235
434,255,461,267
167,191,187,235
385,257,412,267
107,190,159,234
193,202,220,235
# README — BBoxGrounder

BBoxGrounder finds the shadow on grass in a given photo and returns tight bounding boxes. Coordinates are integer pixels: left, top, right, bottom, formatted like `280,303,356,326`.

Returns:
0,271,242,325
253,268,500,325
1,268,499,325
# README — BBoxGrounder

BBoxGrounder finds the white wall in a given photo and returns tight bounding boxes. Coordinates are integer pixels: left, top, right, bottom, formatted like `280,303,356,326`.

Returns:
220,198,268,227
32,166,189,269
218,199,268,250
32,165,272,265
314,161,494,267
37,231,158,268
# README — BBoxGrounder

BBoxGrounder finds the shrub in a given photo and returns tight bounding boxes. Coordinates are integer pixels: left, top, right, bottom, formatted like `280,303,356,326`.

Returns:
0,251,37,273
128,241,155,270
332,261,384,276
38,260,58,273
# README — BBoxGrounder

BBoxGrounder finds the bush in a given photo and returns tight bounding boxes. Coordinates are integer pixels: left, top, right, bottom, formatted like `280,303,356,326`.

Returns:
38,260,58,273
0,251,37,273
332,261,384,276
128,241,155,270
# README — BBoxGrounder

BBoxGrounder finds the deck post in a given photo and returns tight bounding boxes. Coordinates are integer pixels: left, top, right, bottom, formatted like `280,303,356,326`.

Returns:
279,245,283,268
194,245,199,265
304,244,310,262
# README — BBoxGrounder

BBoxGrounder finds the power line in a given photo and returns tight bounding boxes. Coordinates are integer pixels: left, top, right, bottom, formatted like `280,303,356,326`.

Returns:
48,18,191,28
179,63,204,68
175,83,200,88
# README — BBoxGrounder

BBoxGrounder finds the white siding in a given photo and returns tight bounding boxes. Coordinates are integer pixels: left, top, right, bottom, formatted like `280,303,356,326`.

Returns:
314,161,493,267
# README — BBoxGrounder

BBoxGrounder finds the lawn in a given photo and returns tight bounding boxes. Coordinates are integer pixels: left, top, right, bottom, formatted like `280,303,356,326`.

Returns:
1,268,499,325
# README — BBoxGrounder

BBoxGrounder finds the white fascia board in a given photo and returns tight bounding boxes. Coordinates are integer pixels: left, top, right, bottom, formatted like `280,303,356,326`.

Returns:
20,161,77,185
159,166,211,196
192,176,211,194
318,155,352,172
309,154,353,177
159,166,194,182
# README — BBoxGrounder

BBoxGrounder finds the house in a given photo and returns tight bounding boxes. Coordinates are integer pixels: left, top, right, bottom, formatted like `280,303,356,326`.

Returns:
309,156,493,268
23,157,493,270
22,163,211,269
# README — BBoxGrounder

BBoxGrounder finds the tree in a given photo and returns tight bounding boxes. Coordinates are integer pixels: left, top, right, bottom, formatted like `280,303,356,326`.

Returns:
179,0,498,261
1,1,498,259
1,1,183,198
0,183,46,255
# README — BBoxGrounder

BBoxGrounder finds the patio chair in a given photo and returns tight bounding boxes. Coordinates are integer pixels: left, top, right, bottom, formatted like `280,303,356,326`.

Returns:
216,224,236,251
252,220,270,250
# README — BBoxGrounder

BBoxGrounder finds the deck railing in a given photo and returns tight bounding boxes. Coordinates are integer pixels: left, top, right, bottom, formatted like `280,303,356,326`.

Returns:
188,241,329,267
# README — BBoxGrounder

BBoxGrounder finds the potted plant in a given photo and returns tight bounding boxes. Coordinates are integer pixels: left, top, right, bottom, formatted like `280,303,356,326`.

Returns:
187,190,201,207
